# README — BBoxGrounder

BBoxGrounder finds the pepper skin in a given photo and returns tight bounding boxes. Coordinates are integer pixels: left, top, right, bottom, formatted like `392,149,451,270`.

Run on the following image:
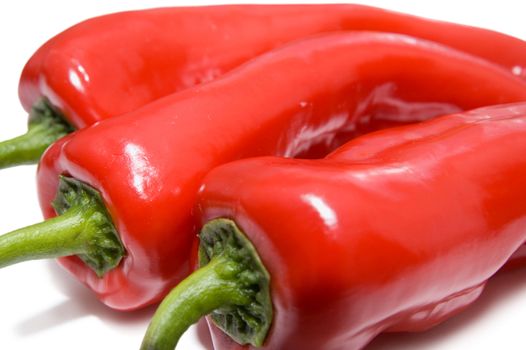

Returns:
19,4,526,125
3,4,526,168
30,32,526,311
172,102,526,350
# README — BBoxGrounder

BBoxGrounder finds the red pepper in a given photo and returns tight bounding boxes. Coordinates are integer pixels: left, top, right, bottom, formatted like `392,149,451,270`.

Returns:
141,102,526,350
1,33,526,311
2,4,526,168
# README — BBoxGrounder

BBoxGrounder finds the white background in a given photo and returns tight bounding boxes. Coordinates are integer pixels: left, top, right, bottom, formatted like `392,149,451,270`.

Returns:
1,1,525,349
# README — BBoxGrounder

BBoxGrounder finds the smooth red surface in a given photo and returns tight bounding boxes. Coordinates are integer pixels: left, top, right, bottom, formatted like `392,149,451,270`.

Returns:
198,103,526,350
19,4,526,128
36,33,526,310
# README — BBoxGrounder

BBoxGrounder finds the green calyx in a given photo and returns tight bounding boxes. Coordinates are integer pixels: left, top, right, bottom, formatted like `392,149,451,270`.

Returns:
140,218,272,350
52,176,125,277
0,176,125,277
0,98,73,169
199,219,272,346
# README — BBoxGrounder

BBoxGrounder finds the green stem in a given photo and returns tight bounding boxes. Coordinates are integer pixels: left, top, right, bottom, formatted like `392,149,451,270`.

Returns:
0,176,124,277
0,207,90,267
141,218,272,350
0,99,73,169
141,255,251,350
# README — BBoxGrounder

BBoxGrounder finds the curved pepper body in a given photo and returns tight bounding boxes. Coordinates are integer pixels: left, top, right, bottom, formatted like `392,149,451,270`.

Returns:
198,103,526,350
19,4,526,128
36,33,526,310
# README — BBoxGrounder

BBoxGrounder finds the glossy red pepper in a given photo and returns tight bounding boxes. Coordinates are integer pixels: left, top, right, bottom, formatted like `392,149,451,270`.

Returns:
141,102,526,350
1,33,526,311
2,4,526,168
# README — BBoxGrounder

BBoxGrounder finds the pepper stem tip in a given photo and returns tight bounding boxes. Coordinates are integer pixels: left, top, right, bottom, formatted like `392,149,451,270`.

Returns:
0,99,73,169
141,218,272,350
0,176,124,277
